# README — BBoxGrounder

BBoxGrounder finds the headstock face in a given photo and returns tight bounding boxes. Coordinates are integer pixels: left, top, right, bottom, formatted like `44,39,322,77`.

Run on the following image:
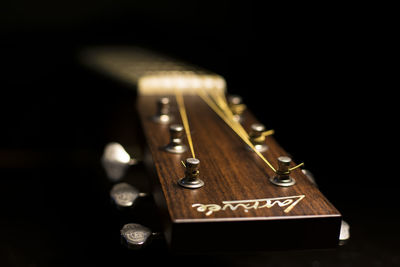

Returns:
137,93,341,251
86,47,342,252
138,94,336,219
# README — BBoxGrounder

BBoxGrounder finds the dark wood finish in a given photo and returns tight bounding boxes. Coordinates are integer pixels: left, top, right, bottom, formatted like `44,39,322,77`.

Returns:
137,94,341,251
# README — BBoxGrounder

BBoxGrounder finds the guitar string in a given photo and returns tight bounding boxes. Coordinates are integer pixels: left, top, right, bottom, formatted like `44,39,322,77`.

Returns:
175,90,196,159
211,90,276,140
197,90,276,172
212,89,304,172
198,89,304,173
210,89,304,172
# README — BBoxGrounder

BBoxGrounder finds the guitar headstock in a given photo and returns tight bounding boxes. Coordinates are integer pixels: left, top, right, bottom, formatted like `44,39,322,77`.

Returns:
85,47,346,252
137,93,341,251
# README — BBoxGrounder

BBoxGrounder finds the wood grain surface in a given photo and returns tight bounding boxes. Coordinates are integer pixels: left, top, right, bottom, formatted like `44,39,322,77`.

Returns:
137,94,341,251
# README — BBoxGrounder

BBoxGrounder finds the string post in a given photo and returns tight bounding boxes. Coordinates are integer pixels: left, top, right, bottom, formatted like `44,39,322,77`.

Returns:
249,123,269,152
178,158,204,189
153,97,172,124
165,124,187,154
228,95,246,121
197,90,276,173
270,156,296,187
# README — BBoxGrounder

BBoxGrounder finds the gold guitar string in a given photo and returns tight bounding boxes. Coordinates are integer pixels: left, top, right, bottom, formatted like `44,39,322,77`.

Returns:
210,90,251,139
289,163,304,172
262,130,275,137
198,89,304,173
197,90,277,173
220,90,303,171
212,90,275,139
175,91,196,159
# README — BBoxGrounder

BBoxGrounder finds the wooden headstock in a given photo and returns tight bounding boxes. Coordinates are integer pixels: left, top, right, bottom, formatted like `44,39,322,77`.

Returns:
137,94,341,252
84,47,343,252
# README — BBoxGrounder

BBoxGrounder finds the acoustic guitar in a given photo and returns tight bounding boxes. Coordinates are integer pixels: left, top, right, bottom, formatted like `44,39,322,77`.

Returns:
82,47,349,252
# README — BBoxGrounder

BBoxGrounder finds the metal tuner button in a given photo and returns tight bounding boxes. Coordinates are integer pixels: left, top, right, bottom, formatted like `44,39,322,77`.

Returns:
301,169,317,186
339,220,350,245
101,142,138,182
110,182,146,209
120,223,153,249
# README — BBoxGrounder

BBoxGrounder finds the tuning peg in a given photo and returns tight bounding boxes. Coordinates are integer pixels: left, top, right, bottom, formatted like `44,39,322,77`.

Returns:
120,223,156,249
110,182,147,209
165,124,187,153
301,169,317,186
101,142,138,182
339,220,350,245
153,97,173,124
270,156,296,186
249,123,268,152
178,158,204,189
227,95,246,121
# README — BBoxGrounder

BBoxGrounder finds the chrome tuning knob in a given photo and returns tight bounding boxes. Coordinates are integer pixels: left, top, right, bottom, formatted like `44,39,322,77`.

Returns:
301,169,317,186
110,182,147,209
339,220,350,245
101,142,138,182
120,223,155,249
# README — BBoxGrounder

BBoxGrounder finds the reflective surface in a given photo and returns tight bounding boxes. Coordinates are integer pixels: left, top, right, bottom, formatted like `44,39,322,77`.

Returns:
102,142,136,182
110,182,140,208
120,223,152,249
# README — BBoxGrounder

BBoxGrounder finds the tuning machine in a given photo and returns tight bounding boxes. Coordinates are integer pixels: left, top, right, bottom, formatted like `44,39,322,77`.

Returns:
301,169,317,186
339,220,350,245
164,124,187,153
101,142,139,182
120,223,160,250
178,158,204,189
110,182,148,210
153,97,173,124
270,156,296,186
248,123,269,152
228,95,246,121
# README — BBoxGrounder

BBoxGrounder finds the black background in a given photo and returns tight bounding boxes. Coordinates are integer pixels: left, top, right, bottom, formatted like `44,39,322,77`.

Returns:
0,1,396,266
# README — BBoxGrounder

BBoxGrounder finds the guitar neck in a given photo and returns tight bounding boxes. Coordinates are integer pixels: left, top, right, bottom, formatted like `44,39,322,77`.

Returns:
81,46,225,93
